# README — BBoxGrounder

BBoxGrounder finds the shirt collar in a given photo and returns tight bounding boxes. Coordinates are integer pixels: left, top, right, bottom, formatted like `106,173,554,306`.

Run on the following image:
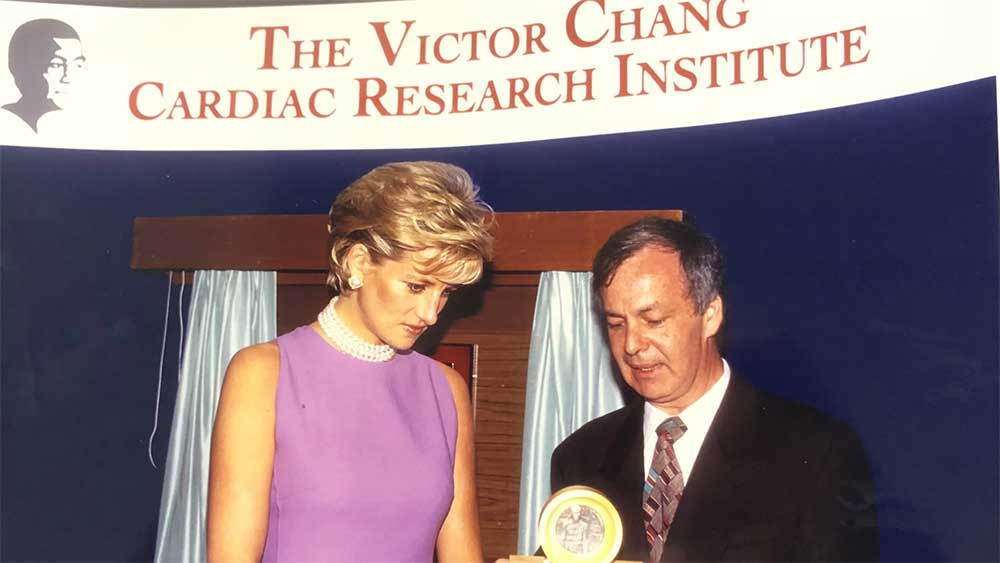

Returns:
643,359,731,440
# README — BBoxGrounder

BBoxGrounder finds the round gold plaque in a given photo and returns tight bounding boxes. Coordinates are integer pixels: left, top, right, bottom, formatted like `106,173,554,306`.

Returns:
538,486,623,563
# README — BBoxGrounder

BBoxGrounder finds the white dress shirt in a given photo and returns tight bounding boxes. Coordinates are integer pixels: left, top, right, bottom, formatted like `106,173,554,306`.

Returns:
642,359,731,482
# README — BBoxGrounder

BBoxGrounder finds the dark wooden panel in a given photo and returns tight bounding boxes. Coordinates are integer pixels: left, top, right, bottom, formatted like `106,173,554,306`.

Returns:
489,210,681,271
276,284,328,335
431,343,476,387
132,210,682,273
132,215,327,271
469,336,532,560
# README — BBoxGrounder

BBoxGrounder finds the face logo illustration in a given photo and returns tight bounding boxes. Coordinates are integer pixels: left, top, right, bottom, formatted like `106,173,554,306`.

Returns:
3,19,87,132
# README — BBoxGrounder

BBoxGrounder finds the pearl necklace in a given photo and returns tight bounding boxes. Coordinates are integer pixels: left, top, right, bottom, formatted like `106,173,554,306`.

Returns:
317,297,396,362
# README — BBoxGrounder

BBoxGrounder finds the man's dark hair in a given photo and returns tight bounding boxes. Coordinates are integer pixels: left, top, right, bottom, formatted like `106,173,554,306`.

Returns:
591,217,724,314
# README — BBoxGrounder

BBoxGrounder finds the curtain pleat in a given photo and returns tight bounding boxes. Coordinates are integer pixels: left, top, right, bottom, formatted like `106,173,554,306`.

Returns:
516,271,625,554
153,270,276,562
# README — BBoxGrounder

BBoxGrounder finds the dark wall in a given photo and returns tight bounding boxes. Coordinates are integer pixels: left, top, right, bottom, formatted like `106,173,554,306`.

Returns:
2,78,997,562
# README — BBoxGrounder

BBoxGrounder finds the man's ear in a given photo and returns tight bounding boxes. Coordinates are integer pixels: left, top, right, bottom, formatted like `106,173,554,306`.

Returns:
702,295,724,339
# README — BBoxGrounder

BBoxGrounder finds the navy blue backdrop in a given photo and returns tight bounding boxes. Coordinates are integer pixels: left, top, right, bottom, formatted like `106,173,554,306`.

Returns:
2,77,998,562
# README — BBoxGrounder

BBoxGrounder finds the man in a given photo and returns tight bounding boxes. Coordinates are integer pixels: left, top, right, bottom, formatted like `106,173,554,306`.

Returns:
550,217,878,562
3,19,86,132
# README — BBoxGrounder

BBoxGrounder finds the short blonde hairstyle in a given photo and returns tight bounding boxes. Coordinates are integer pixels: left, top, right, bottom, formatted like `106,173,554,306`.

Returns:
327,161,495,294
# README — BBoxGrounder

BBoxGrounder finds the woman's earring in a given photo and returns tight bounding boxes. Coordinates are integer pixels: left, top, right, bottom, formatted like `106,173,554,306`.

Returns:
348,275,363,290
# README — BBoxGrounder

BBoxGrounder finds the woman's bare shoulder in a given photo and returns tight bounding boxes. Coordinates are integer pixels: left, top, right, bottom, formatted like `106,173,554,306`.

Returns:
225,341,281,391
232,341,280,366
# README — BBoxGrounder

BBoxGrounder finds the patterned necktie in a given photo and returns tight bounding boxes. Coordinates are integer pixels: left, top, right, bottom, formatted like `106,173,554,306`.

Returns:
643,416,687,563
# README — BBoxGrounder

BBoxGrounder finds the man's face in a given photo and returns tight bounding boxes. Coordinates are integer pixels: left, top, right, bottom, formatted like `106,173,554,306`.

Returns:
42,37,85,108
601,245,723,414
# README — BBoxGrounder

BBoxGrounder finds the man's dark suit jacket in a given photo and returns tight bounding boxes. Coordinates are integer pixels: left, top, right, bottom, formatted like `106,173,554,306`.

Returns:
550,374,878,562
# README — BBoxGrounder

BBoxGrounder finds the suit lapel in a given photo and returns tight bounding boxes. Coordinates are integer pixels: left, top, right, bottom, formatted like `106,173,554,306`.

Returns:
595,376,765,562
597,399,648,561
664,374,763,562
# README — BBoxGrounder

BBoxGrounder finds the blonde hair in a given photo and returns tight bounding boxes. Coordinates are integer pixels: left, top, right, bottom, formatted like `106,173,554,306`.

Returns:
327,161,495,294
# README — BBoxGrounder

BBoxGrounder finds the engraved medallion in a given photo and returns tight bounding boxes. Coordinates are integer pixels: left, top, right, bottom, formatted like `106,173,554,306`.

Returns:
537,486,624,563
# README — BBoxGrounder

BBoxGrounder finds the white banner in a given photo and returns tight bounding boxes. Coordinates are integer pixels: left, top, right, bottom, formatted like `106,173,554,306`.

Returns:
0,0,994,150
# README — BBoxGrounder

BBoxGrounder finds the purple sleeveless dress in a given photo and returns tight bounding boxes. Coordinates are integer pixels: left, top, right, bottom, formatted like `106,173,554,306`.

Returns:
260,325,458,562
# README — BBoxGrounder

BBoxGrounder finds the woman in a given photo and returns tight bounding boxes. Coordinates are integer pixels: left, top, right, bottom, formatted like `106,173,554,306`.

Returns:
207,161,494,562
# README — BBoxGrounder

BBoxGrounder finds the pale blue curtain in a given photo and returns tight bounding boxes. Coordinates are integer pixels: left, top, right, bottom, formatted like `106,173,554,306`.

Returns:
154,270,276,563
516,271,625,554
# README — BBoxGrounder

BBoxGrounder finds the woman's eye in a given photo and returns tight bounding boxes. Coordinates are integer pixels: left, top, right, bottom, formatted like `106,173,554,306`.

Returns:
407,283,425,293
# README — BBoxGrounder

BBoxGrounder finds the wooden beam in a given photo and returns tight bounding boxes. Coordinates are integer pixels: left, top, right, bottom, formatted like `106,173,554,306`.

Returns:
488,210,681,271
131,215,326,271
132,210,682,273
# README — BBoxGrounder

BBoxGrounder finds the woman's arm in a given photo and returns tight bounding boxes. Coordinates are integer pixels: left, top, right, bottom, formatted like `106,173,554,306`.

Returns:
206,342,280,562
435,363,485,563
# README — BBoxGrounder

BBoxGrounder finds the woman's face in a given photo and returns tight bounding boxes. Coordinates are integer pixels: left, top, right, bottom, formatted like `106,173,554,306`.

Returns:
351,248,463,351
